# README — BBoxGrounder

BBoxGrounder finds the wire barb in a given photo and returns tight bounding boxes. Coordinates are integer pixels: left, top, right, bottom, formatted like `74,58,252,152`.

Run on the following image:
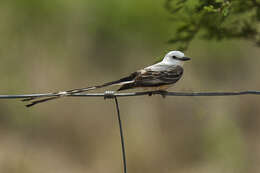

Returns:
104,91,116,99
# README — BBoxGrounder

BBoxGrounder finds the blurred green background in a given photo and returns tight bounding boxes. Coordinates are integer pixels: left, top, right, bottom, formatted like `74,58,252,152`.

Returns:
0,0,260,173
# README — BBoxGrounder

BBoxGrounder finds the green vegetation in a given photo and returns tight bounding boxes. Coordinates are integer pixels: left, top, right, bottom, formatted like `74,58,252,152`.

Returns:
165,0,260,50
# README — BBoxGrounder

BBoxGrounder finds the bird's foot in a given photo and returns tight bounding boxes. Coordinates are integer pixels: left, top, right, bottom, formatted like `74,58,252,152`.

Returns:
158,90,167,98
147,90,167,98
148,92,153,96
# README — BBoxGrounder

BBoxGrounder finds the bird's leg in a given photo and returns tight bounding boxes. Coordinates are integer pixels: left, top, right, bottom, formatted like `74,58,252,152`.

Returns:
158,90,167,98
148,92,153,96
148,90,166,97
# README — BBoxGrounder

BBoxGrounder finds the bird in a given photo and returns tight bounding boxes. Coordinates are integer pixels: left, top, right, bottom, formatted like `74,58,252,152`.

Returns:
23,50,191,107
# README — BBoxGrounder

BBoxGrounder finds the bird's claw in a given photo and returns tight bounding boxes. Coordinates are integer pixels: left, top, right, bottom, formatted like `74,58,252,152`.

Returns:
147,90,167,98
158,90,167,98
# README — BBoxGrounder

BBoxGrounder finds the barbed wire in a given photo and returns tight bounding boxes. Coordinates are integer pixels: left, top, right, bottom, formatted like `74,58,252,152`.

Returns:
0,90,260,99
1,89,259,173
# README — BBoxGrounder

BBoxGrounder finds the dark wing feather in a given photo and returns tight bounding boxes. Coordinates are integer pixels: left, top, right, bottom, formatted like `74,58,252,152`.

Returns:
118,65,183,91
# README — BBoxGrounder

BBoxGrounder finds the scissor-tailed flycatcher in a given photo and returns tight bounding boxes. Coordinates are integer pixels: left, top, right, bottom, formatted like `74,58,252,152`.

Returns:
24,50,191,107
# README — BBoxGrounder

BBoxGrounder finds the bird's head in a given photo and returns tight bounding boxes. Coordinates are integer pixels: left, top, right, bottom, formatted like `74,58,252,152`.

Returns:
163,51,191,66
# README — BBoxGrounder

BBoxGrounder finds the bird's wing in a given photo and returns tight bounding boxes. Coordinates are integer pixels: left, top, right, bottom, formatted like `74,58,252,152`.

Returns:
135,65,183,86
118,65,183,90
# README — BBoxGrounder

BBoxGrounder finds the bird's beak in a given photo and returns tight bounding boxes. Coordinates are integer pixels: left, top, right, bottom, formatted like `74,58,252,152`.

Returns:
182,57,191,61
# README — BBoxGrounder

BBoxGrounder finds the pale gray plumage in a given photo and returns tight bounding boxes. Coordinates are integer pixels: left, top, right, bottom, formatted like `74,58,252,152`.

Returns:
23,50,191,107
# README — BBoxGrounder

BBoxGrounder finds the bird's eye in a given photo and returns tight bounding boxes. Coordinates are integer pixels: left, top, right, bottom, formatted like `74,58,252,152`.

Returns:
172,56,176,59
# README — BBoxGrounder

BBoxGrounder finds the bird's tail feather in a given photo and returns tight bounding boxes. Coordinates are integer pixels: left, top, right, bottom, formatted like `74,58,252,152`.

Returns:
22,78,134,107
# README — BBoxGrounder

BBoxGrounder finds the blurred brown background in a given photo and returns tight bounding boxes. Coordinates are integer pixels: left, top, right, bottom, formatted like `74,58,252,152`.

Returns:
0,0,260,173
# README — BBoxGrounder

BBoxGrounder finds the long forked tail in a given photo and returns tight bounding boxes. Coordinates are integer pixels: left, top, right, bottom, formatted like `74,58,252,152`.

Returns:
22,74,136,107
